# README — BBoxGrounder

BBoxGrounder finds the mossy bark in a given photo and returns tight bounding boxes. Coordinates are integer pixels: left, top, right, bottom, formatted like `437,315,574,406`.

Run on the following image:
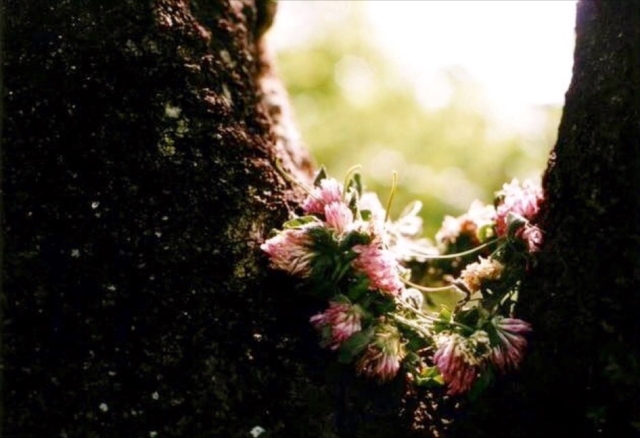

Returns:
452,1,640,436
7,1,638,437
2,1,435,437
2,1,339,436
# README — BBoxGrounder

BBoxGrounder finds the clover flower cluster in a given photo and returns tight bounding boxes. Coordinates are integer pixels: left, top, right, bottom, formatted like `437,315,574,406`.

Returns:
261,169,542,396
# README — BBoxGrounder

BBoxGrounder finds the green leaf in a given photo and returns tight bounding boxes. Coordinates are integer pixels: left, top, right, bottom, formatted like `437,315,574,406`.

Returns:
340,230,371,250
283,215,320,229
351,172,363,197
467,368,494,401
414,366,445,387
403,331,431,351
455,307,484,328
313,166,328,187
374,297,396,315
506,212,527,237
347,190,359,214
434,306,454,332
438,306,453,321
331,294,351,305
331,258,352,282
337,326,375,364
347,276,370,302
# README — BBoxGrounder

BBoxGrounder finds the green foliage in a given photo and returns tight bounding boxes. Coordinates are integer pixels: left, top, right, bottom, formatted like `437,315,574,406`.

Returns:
338,326,376,364
283,216,320,229
275,6,560,236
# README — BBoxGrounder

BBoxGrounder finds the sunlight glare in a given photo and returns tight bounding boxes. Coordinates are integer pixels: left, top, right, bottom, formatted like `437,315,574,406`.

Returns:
270,1,577,116
367,1,577,108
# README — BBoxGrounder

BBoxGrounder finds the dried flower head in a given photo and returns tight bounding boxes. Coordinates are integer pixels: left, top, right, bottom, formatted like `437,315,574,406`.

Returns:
495,179,543,237
260,226,317,278
459,257,504,293
490,316,532,372
302,178,344,215
520,224,544,253
434,330,491,395
324,201,354,235
356,325,405,383
310,301,363,350
352,244,403,296
436,200,496,246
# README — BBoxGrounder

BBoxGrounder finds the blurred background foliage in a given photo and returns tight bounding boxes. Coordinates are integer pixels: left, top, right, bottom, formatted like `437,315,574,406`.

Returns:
269,2,566,237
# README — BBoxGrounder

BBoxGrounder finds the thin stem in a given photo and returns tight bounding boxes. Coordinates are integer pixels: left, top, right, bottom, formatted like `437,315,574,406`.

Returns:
395,291,479,333
447,320,477,333
391,314,433,339
401,277,457,293
342,164,362,202
395,297,440,322
384,172,398,223
451,280,471,305
407,238,503,260
274,159,315,197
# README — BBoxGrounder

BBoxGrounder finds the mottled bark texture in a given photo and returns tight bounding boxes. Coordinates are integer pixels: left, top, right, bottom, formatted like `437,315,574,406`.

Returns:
3,1,443,436
1,1,343,436
452,1,640,436
3,1,449,436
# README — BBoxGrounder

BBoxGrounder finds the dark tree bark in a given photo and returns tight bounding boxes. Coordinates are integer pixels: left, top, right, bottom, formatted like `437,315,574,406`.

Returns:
453,1,640,436
1,1,344,436
2,1,430,436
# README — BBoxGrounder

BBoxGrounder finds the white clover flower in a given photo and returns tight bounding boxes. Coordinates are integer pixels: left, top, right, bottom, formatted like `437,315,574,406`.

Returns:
459,257,504,293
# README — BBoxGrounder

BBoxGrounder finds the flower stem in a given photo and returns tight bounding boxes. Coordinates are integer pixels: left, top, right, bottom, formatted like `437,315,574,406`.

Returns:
342,164,362,202
391,314,434,339
395,297,440,322
274,159,314,197
395,294,477,333
408,238,503,260
384,172,398,223
401,277,456,293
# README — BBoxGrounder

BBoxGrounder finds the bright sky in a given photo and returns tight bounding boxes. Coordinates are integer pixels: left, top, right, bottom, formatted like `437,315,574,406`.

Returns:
269,1,577,131
365,1,577,107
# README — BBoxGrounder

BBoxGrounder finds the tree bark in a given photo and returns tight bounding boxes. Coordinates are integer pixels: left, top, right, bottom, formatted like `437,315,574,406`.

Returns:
453,1,640,436
1,1,345,436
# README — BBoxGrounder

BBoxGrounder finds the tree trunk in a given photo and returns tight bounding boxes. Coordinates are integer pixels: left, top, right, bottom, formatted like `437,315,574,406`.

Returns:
453,1,640,436
1,1,345,436
4,1,436,436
